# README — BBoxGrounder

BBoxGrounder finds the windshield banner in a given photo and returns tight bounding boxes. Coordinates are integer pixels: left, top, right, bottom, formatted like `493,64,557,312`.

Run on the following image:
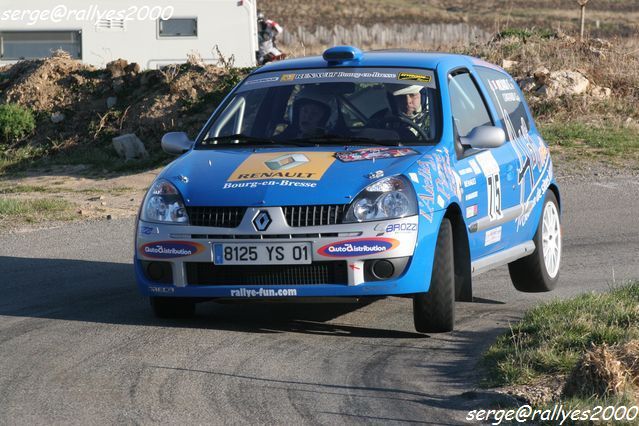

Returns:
240,68,437,92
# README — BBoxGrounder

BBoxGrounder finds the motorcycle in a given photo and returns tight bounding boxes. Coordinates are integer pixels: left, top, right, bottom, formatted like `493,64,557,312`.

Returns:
258,46,287,65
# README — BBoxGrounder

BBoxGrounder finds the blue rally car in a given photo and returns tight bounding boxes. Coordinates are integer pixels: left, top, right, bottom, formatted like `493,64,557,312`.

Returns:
135,46,561,332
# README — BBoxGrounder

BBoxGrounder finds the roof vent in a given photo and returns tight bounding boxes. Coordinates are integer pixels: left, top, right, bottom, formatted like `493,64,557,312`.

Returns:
323,46,363,64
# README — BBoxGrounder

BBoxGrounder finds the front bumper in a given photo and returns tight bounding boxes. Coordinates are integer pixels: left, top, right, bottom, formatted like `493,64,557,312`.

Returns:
135,209,439,298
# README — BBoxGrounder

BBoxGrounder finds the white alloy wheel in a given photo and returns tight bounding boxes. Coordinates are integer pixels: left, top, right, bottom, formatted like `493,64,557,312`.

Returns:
541,200,561,279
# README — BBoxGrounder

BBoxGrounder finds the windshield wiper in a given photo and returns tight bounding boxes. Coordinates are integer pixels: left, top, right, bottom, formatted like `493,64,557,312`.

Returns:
201,134,277,145
201,134,320,148
285,134,404,146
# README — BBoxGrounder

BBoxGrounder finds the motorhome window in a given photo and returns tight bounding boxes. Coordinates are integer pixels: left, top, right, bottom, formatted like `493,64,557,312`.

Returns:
159,19,198,37
0,31,82,60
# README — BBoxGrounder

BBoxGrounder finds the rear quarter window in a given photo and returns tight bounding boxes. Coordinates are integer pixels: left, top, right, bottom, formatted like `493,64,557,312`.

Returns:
476,66,531,140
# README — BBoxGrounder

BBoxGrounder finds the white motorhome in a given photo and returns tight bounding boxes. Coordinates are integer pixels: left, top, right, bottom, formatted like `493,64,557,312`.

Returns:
0,0,258,68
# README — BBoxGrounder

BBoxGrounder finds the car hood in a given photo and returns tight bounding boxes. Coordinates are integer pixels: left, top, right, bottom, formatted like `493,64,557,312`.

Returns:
160,146,435,206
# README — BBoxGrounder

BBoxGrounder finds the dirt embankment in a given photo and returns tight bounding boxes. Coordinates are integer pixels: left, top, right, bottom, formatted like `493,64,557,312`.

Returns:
0,52,249,229
0,51,249,164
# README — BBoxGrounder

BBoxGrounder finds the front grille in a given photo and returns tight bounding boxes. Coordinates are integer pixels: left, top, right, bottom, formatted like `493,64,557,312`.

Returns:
283,205,347,227
186,261,348,286
187,206,247,228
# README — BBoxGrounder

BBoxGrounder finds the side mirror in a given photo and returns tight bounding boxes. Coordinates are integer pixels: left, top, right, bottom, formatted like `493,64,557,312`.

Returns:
463,126,506,149
161,132,193,155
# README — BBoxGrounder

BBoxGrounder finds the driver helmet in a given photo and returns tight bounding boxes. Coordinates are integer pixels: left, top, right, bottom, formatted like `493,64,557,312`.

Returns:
391,84,422,97
291,86,338,129
257,11,265,23
389,84,426,120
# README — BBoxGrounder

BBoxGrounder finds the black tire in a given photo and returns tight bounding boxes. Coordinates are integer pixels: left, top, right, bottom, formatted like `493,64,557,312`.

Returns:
508,191,561,292
150,297,196,318
413,218,455,333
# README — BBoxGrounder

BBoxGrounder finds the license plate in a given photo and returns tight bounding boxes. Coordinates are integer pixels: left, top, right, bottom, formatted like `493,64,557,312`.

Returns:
213,243,312,265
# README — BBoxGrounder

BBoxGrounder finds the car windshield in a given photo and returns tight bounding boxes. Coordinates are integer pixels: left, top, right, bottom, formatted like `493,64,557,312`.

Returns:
197,68,439,147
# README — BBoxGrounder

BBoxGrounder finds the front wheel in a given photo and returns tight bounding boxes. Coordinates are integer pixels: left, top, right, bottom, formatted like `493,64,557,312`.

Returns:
508,191,561,292
150,297,196,318
413,218,455,333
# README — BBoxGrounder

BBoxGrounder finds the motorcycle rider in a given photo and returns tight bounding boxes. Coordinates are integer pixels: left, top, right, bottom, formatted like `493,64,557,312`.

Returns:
257,12,284,65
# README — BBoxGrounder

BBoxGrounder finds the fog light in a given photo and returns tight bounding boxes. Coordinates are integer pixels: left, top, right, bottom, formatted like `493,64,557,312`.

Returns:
371,260,395,280
146,262,172,283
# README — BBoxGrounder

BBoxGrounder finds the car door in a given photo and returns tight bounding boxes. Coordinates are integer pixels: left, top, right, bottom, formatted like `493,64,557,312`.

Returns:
474,65,552,247
447,68,518,258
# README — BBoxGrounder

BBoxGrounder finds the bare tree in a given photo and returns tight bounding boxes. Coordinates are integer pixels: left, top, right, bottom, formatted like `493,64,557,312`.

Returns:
577,0,589,41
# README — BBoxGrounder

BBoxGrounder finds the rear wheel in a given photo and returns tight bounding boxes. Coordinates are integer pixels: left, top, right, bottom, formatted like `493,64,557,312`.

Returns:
150,297,196,318
413,218,455,333
508,191,561,292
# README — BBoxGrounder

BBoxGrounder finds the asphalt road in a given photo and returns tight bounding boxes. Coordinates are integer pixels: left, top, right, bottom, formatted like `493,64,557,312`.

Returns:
1,175,638,425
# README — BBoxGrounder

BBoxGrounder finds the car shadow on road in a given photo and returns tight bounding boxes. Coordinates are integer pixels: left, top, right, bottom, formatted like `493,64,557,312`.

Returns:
1,255,521,418
141,321,518,423
0,256,424,338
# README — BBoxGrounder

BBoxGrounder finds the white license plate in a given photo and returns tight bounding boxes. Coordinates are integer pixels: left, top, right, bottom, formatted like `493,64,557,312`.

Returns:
213,243,312,265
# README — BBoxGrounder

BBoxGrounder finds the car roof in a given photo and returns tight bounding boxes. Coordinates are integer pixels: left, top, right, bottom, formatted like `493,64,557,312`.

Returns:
253,48,503,75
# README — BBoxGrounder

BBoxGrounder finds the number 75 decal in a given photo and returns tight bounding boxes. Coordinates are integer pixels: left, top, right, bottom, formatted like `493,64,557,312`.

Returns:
476,151,503,222
486,173,503,221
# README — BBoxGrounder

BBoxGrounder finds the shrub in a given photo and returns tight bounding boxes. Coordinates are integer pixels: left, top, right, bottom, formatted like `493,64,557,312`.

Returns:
0,104,36,145
497,27,556,41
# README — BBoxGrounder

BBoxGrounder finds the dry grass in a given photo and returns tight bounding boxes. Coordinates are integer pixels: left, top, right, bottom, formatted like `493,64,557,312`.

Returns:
458,33,639,125
0,197,76,227
563,342,636,400
280,23,490,55
558,340,639,409
483,282,639,411
262,0,639,37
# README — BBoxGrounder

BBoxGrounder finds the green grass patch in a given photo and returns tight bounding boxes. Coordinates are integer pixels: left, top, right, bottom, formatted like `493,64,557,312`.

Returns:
0,144,50,175
483,282,639,388
0,143,170,177
540,122,639,157
0,185,49,194
74,186,135,195
0,104,36,144
0,197,76,224
0,185,135,195
498,27,556,41
42,144,169,174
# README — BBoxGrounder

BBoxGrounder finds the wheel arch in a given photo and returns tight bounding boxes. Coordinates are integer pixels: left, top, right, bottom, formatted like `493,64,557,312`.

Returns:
444,202,472,302
548,183,561,213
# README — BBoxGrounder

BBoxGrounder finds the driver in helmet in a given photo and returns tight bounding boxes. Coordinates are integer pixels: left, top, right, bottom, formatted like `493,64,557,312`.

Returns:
390,84,430,138
276,87,335,140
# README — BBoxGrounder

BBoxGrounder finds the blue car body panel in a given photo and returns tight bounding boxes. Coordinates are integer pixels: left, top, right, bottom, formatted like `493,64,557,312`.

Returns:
135,48,558,299
161,146,430,207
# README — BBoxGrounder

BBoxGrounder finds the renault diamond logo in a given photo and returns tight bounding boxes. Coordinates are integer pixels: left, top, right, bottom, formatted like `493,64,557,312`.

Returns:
253,210,272,231
265,154,309,171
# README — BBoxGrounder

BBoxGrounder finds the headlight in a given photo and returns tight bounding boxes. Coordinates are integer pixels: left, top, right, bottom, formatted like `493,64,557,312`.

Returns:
140,180,189,224
344,176,417,223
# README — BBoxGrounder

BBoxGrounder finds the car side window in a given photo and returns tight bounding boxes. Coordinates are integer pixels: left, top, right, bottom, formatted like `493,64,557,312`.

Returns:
448,71,493,138
475,66,530,141
209,87,271,138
